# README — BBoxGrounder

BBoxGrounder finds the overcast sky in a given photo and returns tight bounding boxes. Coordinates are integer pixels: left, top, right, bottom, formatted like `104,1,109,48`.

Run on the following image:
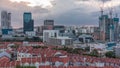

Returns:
0,0,120,28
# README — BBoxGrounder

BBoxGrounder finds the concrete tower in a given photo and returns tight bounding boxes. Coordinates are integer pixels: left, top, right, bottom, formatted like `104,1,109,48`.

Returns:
1,11,12,29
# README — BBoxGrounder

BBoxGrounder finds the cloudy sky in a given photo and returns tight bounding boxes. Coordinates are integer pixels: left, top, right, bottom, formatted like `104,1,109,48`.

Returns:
0,0,120,28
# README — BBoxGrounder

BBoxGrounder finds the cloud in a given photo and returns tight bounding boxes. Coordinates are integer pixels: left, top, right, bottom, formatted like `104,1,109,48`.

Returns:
0,0,50,28
0,0,120,28
98,0,111,2
75,0,120,8
10,0,54,8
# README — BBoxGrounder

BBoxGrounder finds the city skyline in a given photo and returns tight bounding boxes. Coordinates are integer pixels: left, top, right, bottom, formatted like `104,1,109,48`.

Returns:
0,0,120,28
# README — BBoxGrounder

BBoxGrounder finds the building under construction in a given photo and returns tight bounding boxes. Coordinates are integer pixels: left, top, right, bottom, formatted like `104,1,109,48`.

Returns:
98,0,120,42
99,14,119,42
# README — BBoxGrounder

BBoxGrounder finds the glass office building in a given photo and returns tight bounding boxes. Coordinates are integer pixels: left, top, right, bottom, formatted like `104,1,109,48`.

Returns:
23,12,34,33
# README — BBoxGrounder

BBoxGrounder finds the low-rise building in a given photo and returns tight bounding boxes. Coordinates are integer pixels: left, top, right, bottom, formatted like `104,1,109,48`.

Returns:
43,30,59,43
48,36,73,46
25,31,36,37
114,46,120,58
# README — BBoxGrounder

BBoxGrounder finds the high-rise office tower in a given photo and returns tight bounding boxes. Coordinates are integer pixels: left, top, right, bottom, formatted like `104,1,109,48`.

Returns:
23,12,34,33
1,11,12,29
44,20,54,26
43,20,54,30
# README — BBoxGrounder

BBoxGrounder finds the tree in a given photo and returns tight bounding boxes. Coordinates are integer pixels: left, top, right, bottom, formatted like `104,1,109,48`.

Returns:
90,49,99,57
16,65,36,68
72,30,76,35
105,51,115,58
84,46,90,52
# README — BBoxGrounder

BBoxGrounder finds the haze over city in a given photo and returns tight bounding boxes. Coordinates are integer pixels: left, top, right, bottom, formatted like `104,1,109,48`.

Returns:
0,0,120,28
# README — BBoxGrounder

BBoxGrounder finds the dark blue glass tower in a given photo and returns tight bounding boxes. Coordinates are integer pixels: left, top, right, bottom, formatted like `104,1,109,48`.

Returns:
23,12,34,33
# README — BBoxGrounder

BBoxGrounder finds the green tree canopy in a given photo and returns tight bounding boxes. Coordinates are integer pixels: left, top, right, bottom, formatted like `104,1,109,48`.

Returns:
105,51,115,58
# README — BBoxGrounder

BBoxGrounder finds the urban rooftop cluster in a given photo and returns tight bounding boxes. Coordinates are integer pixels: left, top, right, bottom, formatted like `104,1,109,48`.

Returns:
0,42,119,68
0,3,120,68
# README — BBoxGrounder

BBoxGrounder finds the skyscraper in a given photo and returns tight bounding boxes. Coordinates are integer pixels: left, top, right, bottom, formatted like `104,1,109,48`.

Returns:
23,12,34,33
1,11,12,29
1,11,12,35
99,15,119,42
113,17,119,41
43,19,54,30
44,20,54,26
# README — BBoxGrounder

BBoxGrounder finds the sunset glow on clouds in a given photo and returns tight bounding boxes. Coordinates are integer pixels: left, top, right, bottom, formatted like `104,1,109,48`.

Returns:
10,0,54,8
